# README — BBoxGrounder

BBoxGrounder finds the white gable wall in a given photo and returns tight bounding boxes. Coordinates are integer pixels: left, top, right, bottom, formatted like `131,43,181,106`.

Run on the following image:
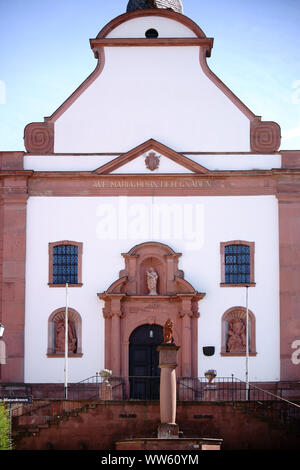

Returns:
54,44,251,153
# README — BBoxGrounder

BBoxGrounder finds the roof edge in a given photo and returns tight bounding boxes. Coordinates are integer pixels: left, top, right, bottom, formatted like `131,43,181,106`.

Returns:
97,9,207,39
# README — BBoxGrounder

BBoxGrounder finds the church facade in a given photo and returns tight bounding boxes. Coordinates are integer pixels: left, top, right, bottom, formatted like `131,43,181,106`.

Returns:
1,1,300,391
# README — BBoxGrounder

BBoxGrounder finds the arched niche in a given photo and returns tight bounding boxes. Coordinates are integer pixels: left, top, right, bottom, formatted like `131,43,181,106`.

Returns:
47,307,83,357
98,242,205,378
221,306,257,356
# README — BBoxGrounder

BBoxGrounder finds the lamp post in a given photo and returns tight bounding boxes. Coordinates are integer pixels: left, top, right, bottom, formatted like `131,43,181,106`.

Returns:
0,322,10,448
245,286,249,400
0,322,5,380
64,283,69,400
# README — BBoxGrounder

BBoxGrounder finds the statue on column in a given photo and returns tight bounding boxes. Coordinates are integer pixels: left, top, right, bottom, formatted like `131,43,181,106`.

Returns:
163,319,174,344
146,267,158,295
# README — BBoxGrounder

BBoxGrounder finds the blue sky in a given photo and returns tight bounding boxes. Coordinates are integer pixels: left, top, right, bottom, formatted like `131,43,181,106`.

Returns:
0,0,299,151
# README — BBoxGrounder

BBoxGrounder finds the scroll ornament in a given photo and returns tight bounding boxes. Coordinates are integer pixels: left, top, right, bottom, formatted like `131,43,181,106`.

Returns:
250,119,281,153
24,121,54,154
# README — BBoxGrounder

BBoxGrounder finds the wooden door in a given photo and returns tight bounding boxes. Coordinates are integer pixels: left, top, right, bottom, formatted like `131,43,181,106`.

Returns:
129,324,163,400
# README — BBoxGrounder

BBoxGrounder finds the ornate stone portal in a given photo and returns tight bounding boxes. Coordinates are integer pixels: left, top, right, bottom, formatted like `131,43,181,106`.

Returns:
97,242,205,378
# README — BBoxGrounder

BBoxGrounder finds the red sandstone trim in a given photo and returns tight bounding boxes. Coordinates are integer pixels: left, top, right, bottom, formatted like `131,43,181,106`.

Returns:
0,152,24,171
27,171,280,197
250,118,281,154
220,352,257,356
90,37,213,50
280,150,300,169
48,284,83,288
24,122,54,154
96,9,207,39
277,196,300,380
220,283,256,288
0,192,28,382
47,353,83,358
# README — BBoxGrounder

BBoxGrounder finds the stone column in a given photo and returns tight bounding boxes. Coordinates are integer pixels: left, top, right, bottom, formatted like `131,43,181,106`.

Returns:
277,193,300,380
157,343,180,439
0,175,29,383
110,295,123,377
179,295,193,377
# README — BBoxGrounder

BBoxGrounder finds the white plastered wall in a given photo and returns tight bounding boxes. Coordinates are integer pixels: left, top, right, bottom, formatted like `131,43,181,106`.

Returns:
54,17,251,153
24,153,282,172
25,195,279,383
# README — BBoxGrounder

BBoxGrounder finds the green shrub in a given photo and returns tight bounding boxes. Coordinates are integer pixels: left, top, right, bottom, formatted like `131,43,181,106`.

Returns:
0,403,11,450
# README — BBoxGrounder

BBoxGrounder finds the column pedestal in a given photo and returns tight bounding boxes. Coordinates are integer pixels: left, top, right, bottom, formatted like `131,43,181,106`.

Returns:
204,384,218,401
98,382,112,401
157,343,180,439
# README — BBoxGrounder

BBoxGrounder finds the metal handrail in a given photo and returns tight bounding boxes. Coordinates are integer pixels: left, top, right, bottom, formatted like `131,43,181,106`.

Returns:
235,377,300,408
10,375,300,433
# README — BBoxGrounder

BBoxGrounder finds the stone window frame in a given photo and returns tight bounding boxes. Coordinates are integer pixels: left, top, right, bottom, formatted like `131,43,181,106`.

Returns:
47,307,83,358
48,240,83,288
220,240,256,288
221,306,257,357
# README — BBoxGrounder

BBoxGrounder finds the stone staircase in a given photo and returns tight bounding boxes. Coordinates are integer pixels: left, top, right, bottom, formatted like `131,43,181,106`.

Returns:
12,400,98,439
11,399,300,450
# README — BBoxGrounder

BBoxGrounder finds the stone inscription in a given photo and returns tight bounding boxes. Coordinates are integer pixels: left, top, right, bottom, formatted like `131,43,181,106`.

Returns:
94,178,212,190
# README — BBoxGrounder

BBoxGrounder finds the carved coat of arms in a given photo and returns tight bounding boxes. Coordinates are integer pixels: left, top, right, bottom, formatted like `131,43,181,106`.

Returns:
145,152,160,171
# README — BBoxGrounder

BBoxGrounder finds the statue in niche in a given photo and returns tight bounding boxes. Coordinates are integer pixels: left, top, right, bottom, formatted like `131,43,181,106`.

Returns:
146,267,158,295
55,318,77,354
163,319,174,344
227,317,247,353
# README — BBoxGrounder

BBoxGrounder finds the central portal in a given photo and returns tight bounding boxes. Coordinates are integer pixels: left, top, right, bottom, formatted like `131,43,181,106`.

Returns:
129,324,163,400
98,242,206,381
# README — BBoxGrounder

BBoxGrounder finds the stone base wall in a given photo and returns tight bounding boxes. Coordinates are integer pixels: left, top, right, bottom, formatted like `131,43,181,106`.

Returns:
14,401,300,451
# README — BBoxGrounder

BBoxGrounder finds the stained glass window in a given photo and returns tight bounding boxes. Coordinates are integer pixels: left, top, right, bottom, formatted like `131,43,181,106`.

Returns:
224,244,251,284
52,244,78,285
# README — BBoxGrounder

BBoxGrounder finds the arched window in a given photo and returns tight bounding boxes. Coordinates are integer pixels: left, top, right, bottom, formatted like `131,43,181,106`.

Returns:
220,241,255,287
48,241,83,287
47,307,83,357
221,307,257,356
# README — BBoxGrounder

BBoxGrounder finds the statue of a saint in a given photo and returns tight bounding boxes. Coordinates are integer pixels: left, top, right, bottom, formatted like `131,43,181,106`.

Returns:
146,267,158,295
55,319,77,354
163,319,174,344
227,318,246,353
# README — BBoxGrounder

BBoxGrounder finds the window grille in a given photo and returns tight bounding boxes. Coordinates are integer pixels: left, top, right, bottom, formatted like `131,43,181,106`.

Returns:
52,245,78,284
224,244,250,284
